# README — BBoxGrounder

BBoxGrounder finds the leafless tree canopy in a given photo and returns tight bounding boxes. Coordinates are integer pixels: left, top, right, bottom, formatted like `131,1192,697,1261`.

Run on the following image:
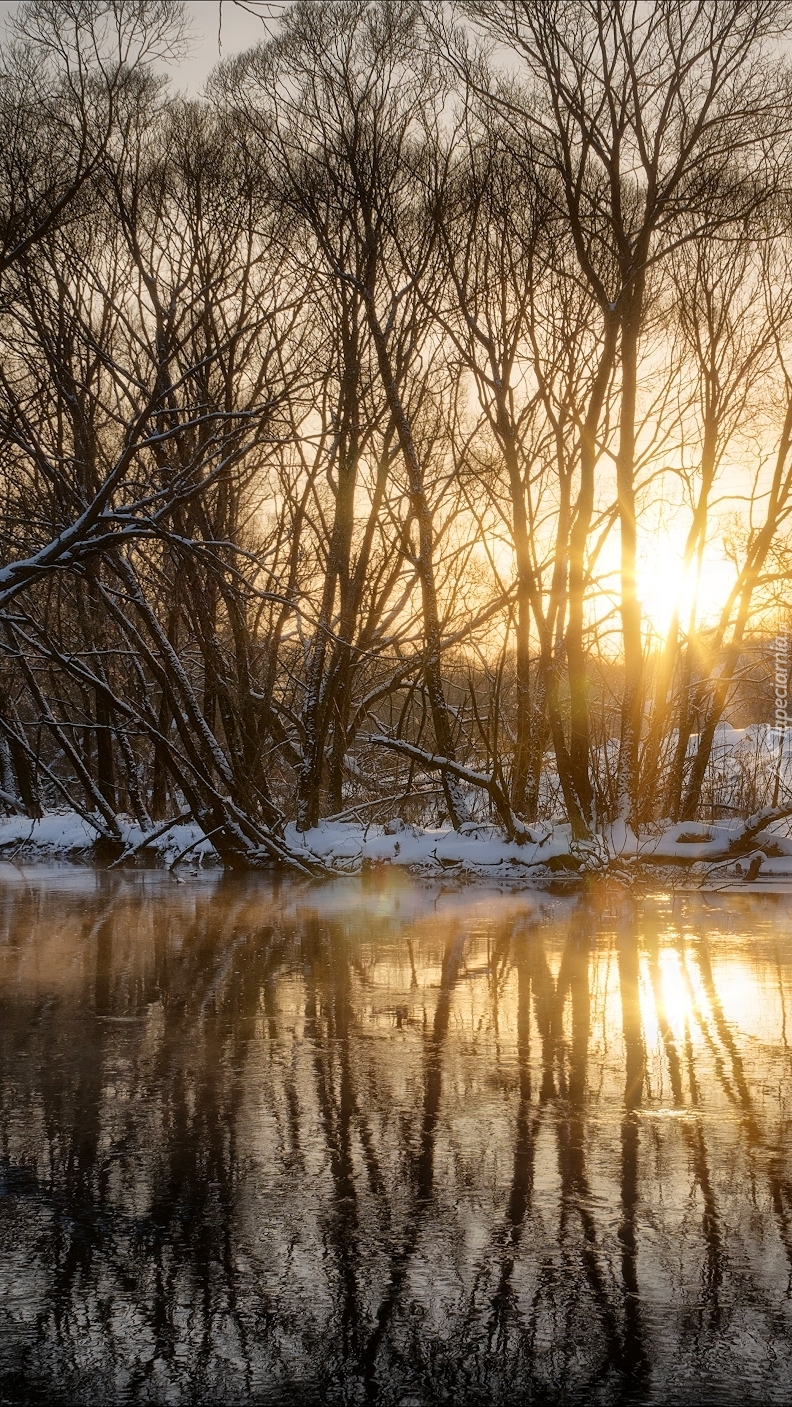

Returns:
4,0,792,868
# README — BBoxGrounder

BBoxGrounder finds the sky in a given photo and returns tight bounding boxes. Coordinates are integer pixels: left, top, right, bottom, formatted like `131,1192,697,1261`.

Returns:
0,0,279,93
171,1,279,92
0,0,771,643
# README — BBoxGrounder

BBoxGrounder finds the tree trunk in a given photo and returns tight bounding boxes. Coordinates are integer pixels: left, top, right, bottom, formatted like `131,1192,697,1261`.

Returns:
615,279,645,823
365,303,470,828
565,322,618,833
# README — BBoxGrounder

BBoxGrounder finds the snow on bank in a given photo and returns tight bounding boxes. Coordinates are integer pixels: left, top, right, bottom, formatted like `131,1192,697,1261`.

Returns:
284,818,570,877
0,811,573,878
0,812,217,866
0,811,579,877
4,809,792,889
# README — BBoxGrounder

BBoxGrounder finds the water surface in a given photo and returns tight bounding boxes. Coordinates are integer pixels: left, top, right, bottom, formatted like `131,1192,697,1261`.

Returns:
1,867,791,1405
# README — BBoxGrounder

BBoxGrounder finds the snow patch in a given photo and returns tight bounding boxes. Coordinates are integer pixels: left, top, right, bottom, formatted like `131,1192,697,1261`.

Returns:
5,803,792,888
0,811,218,865
284,819,574,878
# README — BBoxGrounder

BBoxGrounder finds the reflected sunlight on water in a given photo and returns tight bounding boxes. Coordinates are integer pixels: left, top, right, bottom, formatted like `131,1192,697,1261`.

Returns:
0,867,791,1405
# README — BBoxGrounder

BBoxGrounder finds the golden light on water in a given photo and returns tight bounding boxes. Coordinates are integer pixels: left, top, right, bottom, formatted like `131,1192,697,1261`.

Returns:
640,936,767,1046
651,948,691,1043
2,874,792,1395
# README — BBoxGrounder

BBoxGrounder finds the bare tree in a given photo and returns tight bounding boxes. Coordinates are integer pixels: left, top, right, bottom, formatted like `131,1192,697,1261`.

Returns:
455,0,792,826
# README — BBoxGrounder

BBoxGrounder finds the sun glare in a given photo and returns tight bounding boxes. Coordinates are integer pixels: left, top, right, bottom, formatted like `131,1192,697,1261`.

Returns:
638,551,736,640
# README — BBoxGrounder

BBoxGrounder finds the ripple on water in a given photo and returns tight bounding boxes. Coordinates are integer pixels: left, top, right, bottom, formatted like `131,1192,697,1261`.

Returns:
0,873,790,1405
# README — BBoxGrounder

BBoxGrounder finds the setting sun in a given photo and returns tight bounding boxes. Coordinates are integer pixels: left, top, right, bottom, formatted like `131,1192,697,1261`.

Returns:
4,2,792,1404
638,550,738,639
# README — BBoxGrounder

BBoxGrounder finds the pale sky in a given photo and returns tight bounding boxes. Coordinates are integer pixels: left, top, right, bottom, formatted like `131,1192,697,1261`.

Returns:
173,1,281,92
0,0,283,92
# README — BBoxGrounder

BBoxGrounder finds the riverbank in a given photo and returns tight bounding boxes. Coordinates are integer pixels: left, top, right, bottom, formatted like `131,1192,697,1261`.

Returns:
3,809,792,891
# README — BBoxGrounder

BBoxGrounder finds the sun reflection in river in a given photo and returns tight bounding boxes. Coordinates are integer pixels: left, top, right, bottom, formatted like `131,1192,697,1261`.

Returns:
1,873,792,1404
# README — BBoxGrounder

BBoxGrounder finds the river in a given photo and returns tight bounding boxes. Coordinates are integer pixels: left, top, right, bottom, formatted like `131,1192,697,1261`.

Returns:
0,866,790,1405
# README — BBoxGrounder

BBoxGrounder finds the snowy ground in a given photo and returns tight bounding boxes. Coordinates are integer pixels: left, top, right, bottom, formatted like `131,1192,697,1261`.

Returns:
287,817,792,891
0,812,217,868
3,808,792,890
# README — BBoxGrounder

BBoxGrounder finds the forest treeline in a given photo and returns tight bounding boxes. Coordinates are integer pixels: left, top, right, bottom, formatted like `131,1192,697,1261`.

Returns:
3,0,792,868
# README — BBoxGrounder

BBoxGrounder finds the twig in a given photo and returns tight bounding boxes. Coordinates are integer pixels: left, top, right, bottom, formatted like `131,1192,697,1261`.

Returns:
322,787,444,823
108,810,193,868
169,825,223,872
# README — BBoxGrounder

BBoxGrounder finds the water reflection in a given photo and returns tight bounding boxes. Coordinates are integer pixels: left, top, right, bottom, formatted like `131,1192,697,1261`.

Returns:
0,868,791,1404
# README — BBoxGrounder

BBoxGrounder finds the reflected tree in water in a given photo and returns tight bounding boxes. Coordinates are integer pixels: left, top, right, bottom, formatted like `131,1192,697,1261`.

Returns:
1,880,792,1403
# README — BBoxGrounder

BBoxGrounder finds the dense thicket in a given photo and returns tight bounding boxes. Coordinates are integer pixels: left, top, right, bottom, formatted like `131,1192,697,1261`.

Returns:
3,0,792,868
